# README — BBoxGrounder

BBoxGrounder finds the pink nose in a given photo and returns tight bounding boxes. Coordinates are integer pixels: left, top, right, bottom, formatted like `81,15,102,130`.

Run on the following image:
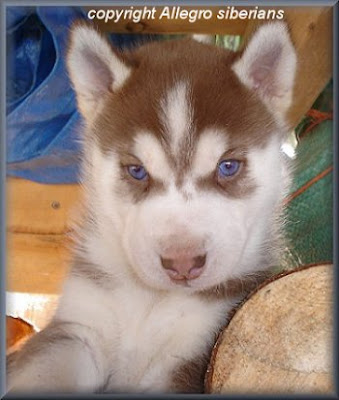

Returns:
161,253,206,281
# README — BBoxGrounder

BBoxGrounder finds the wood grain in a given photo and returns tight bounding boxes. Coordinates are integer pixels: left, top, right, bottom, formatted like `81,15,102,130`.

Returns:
7,177,81,234
6,178,78,296
6,232,71,294
206,264,334,394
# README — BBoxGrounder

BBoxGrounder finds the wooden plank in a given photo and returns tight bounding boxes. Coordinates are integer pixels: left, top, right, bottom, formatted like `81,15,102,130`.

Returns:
6,232,71,294
286,7,332,127
239,7,333,128
7,177,81,234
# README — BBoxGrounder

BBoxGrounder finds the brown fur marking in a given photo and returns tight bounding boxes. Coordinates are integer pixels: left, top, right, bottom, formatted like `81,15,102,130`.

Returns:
199,270,272,301
70,257,116,288
86,37,278,202
171,354,210,393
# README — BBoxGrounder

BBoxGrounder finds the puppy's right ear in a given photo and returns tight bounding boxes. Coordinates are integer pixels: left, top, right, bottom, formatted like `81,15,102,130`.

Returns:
67,23,131,121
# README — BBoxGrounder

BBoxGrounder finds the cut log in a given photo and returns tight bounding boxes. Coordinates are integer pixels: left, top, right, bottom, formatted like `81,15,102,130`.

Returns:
6,316,35,354
205,264,334,394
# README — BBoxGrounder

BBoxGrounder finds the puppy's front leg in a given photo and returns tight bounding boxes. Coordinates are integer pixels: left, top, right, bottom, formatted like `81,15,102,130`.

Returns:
7,320,106,394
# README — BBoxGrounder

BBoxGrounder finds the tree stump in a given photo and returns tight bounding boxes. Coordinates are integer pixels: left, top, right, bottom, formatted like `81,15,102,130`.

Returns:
205,264,334,394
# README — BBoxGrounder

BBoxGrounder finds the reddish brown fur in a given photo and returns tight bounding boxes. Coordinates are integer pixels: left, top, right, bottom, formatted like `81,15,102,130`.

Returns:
92,38,277,150
199,270,272,301
87,37,278,202
171,354,210,393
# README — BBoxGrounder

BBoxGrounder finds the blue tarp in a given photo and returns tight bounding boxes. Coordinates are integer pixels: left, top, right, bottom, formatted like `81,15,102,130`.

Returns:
6,6,157,184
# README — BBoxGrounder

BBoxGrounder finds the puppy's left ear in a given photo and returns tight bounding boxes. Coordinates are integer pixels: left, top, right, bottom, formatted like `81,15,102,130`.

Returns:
232,22,297,117
67,23,131,121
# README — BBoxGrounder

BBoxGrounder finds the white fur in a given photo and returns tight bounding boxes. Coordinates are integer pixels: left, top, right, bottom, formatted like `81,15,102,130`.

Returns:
80,143,131,271
82,132,288,294
133,132,173,182
48,132,288,393
8,319,105,392
56,276,234,392
232,22,297,116
161,82,192,156
235,136,290,275
191,129,228,178
67,25,131,120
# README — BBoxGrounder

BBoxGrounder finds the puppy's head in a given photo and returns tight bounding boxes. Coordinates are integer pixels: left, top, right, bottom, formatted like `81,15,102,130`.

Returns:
67,22,296,293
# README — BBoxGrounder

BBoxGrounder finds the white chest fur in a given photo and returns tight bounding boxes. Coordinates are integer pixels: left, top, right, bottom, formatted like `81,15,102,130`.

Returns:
56,276,234,392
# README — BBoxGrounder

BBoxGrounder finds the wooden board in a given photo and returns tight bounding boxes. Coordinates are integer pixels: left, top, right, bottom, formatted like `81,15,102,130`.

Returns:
6,178,79,328
6,177,79,294
7,177,81,235
6,232,71,294
239,7,333,128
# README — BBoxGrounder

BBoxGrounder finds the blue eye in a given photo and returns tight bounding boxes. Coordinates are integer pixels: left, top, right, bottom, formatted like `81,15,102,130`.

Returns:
127,165,148,181
218,160,240,177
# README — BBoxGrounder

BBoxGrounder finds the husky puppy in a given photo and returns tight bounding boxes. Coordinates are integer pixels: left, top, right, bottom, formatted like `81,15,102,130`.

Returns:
7,22,296,394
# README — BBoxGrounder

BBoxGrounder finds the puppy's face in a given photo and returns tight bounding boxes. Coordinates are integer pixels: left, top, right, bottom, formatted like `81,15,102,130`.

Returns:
67,23,296,292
